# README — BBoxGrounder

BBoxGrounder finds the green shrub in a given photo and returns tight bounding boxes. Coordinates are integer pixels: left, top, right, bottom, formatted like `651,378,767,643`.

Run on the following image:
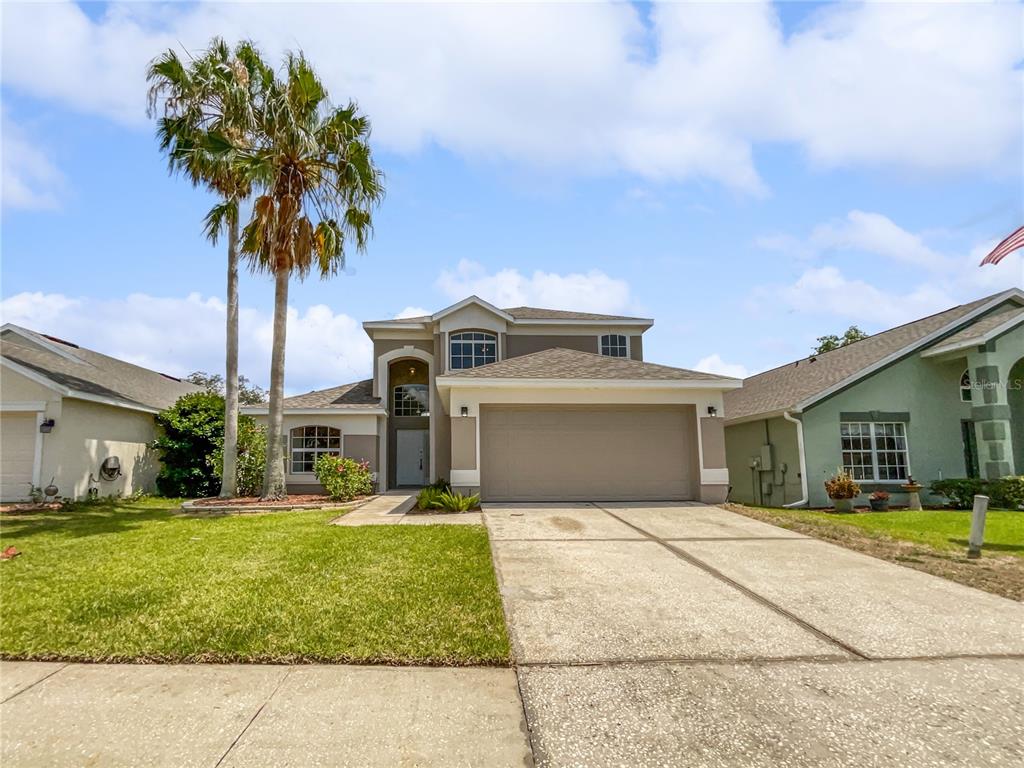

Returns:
416,486,445,510
431,490,480,512
930,478,989,509
153,392,225,498
314,454,374,501
990,476,1024,509
212,418,266,497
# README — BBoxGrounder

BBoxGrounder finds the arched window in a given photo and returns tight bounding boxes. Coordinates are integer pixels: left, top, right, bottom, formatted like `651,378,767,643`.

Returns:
394,383,429,416
290,425,341,474
450,331,497,369
600,333,628,357
960,369,972,402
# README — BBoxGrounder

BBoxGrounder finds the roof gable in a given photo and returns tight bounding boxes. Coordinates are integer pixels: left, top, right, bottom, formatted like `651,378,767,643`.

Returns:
724,288,1024,422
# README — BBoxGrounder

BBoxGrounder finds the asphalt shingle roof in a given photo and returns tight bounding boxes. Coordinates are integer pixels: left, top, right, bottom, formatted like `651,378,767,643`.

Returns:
275,379,380,409
929,305,1024,349
369,306,650,324
442,347,735,382
1,328,200,411
724,292,1018,422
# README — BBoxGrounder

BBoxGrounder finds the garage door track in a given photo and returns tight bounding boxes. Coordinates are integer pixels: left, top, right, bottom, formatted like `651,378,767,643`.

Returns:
484,502,1024,767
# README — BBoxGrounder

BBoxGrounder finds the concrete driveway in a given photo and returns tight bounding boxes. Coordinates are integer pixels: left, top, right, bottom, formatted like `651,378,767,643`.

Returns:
484,502,1024,767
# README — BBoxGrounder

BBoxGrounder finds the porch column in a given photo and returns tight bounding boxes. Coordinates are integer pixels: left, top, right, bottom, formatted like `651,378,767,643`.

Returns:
968,350,1015,478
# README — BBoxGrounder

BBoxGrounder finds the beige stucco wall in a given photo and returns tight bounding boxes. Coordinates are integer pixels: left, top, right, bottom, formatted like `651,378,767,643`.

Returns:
42,398,161,500
438,305,509,336
450,416,477,470
699,417,727,469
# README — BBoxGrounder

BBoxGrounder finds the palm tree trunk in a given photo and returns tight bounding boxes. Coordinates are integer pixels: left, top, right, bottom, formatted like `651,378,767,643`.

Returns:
262,265,289,499
219,204,240,498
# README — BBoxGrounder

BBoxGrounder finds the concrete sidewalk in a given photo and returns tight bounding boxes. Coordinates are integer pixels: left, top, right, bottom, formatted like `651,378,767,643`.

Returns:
331,492,482,526
1,662,531,767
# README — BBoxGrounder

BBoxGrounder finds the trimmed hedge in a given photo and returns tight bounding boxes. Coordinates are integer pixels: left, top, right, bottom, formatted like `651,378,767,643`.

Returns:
931,476,1024,510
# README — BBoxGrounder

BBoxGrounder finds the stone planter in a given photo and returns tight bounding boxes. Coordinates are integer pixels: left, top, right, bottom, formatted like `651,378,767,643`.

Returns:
869,498,889,512
830,497,854,513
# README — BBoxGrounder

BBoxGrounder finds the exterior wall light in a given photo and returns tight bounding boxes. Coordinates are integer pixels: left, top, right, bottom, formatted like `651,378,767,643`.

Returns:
40,418,55,433
460,406,469,417
707,406,718,417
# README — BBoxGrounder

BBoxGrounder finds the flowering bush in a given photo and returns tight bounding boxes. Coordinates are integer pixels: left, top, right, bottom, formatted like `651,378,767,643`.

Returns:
314,454,374,501
869,490,890,501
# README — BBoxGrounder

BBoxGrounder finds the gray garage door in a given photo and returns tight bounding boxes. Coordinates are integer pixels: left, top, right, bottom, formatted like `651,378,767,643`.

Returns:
480,405,698,502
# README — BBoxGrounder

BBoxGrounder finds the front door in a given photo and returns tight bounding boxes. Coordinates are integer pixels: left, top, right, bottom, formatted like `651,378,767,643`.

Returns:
396,429,429,486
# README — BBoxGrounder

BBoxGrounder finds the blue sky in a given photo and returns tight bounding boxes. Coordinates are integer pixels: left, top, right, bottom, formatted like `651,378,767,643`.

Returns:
2,1,1022,393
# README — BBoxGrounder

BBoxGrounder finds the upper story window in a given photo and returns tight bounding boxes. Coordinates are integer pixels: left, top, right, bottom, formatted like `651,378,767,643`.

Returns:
960,369,972,402
600,334,628,357
450,331,497,369
840,421,909,482
394,383,428,416
290,425,341,474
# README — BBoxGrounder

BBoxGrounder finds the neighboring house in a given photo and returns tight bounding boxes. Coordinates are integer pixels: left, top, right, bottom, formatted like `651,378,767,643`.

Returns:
243,296,740,502
0,324,200,501
724,288,1024,508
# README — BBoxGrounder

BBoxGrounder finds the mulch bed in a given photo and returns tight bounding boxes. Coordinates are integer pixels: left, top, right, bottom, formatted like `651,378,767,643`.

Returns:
725,503,1024,602
191,494,340,507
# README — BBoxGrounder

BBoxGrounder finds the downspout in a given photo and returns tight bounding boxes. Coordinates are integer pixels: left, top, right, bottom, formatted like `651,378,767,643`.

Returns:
782,410,809,508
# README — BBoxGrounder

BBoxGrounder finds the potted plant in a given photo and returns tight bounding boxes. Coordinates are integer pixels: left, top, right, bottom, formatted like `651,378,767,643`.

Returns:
824,469,861,513
869,490,890,511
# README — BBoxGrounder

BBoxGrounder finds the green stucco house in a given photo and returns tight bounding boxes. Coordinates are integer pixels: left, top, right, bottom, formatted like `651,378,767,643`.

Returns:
724,288,1024,508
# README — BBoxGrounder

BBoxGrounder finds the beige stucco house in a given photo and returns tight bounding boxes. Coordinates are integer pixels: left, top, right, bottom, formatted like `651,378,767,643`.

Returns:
0,324,199,501
243,296,740,502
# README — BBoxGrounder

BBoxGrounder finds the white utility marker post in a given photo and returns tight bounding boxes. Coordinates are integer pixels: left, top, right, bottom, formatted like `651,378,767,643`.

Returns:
967,494,989,559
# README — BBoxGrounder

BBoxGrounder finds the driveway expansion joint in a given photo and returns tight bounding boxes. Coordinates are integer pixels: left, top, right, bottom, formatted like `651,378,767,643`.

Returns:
0,662,68,705
213,666,293,768
590,503,872,661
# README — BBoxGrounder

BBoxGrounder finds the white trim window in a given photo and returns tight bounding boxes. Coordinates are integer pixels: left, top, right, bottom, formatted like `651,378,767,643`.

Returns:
290,425,341,474
960,369,972,402
599,333,628,357
449,331,497,369
393,383,428,416
840,421,909,481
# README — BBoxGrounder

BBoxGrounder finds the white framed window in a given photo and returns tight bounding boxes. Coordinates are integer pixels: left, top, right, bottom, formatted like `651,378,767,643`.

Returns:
393,383,428,416
960,369,972,402
840,421,909,482
290,425,341,474
450,331,497,369
599,334,628,357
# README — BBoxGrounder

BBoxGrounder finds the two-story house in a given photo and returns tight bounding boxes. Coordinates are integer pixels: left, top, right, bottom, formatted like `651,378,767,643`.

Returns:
244,296,740,502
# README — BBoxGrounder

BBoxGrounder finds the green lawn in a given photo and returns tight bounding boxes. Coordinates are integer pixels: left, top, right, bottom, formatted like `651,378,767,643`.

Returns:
0,498,509,665
750,507,1024,557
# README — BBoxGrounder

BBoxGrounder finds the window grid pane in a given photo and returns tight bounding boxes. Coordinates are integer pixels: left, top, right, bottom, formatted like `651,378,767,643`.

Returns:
600,334,628,357
839,421,909,482
450,332,497,369
289,425,342,474
393,384,429,416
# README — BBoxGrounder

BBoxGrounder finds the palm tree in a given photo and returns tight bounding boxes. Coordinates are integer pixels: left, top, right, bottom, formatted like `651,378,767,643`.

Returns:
222,53,384,498
147,39,273,498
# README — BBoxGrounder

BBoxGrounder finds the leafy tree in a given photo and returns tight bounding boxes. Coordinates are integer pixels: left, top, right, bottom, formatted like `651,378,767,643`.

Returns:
147,39,273,498
209,53,384,498
814,326,869,354
212,417,266,497
153,392,225,498
186,371,267,405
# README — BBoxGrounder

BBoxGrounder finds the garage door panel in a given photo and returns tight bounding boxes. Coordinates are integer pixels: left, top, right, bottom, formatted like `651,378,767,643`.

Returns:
1,413,37,501
481,406,696,502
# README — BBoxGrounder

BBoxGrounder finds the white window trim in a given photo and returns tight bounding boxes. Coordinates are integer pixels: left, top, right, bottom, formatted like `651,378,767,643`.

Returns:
393,383,429,417
289,425,342,475
598,333,630,358
959,368,972,402
840,421,911,484
448,330,499,370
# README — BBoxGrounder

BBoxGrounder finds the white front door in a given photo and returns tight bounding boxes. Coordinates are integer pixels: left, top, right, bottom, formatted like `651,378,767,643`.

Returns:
396,429,429,486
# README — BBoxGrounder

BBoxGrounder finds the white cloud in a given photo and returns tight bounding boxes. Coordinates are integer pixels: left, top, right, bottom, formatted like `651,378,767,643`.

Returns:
1,1,1020,192
436,259,633,315
394,306,430,319
808,211,946,268
0,292,372,393
694,354,748,379
1,110,66,210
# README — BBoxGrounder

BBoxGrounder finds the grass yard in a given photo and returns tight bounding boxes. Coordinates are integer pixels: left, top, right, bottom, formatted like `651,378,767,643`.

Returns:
727,503,1024,601
0,498,509,665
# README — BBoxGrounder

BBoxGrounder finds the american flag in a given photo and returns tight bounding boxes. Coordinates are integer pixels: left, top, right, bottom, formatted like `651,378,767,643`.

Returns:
979,225,1024,266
